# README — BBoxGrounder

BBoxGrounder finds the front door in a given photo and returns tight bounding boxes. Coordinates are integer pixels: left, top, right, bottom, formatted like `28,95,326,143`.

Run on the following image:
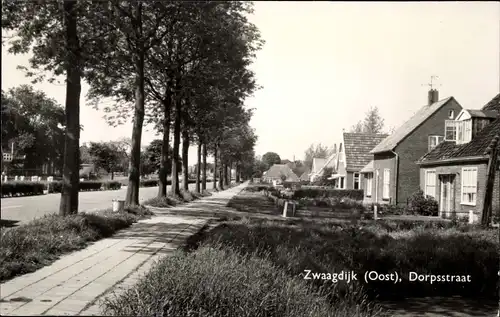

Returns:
439,175,455,218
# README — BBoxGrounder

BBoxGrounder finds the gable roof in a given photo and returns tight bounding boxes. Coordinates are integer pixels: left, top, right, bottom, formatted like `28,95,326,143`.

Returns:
482,93,500,112
311,158,326,173
264,164,300,182
418,118,500,164
299,171,310,181
343,133,388,171
360,160,374,173
371,97,456,154
467,109,498,119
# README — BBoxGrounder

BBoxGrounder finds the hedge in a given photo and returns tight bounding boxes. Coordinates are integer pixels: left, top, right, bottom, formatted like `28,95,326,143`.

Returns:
49,181,122,193
140,179,198,188
1,178,199,197
1,181,45,197
292,188,364,201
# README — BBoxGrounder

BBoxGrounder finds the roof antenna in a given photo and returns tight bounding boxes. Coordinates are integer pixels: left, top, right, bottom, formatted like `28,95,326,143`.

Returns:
422,76,442,105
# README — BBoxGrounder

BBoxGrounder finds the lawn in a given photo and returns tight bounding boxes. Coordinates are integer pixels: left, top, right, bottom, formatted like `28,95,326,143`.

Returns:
0,206,153,282
100,186,498,316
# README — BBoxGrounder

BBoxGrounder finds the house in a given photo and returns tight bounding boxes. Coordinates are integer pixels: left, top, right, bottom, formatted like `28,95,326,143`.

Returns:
310,154,338,182
367,89,463,205
331,132,388,191
262,164,300,185
416,93,500,222
299,167,311,182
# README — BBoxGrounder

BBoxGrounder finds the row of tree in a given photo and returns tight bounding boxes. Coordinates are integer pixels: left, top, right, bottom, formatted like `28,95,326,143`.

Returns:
3,1,263,215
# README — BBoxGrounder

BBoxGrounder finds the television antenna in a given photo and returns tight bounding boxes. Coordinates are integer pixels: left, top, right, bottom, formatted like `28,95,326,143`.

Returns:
421,75,442,90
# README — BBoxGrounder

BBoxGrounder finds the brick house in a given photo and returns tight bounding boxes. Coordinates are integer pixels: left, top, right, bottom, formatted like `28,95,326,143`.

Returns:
417,94,500,222
367,90,463,205
330,132,387,190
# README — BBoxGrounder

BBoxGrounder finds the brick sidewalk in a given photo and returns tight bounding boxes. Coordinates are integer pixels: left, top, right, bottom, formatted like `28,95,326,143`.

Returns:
1,184,246,316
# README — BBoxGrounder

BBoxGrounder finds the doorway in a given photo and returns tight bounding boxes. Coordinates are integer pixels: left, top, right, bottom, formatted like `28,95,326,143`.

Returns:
439,175,455,218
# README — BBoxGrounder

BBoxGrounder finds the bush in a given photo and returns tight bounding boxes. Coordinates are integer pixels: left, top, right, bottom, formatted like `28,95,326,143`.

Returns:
406,190,438,216
0,211,138,282
102,181,122,190
1,181,46,197
244,184,272,192
101,246,379,317
293,188,364,201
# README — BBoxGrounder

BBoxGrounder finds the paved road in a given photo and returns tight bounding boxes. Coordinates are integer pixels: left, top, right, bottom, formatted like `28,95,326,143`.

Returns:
1,184,197,225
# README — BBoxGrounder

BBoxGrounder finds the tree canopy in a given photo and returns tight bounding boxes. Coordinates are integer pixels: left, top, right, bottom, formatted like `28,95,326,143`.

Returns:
350,106,385,134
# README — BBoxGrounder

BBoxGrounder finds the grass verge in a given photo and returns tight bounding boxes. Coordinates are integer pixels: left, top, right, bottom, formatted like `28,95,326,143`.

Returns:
101,246,384,317
101,188,497,316
0,208,150,282
143,183,235,208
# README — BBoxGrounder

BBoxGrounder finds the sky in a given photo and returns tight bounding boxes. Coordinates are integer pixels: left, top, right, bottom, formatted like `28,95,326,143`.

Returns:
2,2,499,164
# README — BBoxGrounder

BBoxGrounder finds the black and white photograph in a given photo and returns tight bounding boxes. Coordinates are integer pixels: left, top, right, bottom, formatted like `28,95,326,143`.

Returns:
1,1,499,316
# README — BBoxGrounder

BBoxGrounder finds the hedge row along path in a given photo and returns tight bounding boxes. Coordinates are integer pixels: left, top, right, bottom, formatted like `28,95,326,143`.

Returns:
1,183,198,226
0,183,247,316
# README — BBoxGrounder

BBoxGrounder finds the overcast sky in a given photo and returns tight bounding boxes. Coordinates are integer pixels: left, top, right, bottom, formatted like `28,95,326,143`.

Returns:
2,2,499,164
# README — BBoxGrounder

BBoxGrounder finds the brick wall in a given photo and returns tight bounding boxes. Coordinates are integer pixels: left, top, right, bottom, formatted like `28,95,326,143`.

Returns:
395,98,463,205
419,161,488,221
373,152,396,204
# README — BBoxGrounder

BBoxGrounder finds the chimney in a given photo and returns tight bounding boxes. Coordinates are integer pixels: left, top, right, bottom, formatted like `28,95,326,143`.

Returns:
428,89,439,105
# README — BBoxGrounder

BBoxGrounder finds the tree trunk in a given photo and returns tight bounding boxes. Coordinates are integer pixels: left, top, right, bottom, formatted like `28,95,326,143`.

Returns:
125,2,144,207
111,171,114,180
202,143,207,191
171,94,181,196
59,0,81,216
196,141,201,193
220,162,225,190
236,164,240,183
212,145,217,190
158,95,171,198
182,129,189,191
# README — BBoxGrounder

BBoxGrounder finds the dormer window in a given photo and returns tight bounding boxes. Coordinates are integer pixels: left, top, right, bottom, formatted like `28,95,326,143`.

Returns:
448,110,455,119
445,119,472,144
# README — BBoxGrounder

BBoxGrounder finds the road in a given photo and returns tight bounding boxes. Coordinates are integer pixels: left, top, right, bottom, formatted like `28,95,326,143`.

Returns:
1,184,197,226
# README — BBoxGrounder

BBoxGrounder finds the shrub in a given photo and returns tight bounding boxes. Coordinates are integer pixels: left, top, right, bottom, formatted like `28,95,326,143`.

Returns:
102,181,122,190
406,190,438,216
139,179,158,187
101,246,380,317
1,181,45,197
293,188,364,201
0,211,138,282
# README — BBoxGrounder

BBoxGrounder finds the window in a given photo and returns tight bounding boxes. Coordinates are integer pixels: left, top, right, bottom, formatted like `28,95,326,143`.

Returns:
445,120,458,141
445,120,472,144
425,170,436,198
428,135,444,152
458,119,472,144
383,169,390,200
353,173,360,189
365,173,373,196
448,110,454,119
339,176,345,189
461,167,478,205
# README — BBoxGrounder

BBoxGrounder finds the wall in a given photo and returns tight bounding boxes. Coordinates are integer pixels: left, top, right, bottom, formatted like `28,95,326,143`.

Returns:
346,171,354,189
395,98,463,205
419,161,488,221
372,152,396,204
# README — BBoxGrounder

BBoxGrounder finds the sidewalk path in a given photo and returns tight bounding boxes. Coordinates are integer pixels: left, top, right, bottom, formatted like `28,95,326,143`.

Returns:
0,183,246,316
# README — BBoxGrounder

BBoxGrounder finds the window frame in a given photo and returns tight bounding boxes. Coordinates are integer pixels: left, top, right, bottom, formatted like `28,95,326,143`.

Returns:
353,172,360,190
461,167,478,206
424,170,436,198
428,135,444,152
365,173,373,197
382,168,390,200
